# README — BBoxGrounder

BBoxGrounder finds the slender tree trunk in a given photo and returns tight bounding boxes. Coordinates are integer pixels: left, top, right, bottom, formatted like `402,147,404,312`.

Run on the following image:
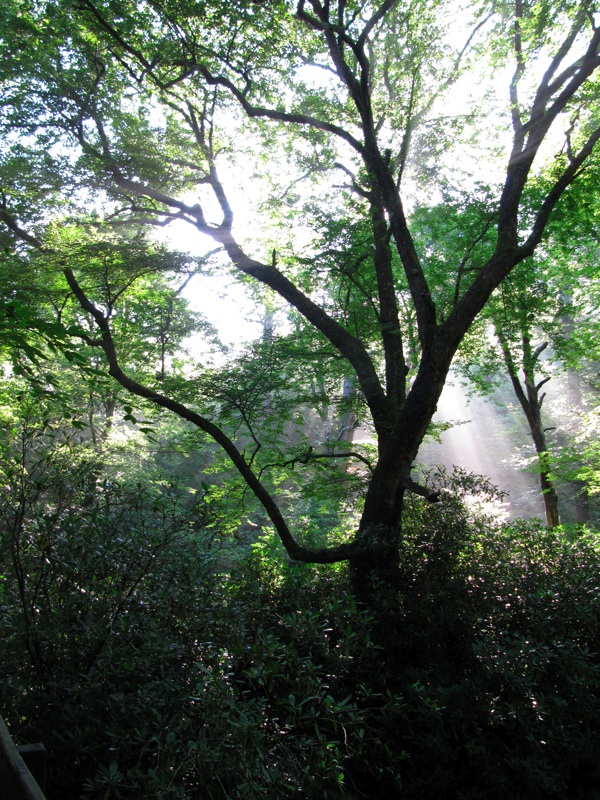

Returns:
498,330,560,528
560,304,591,523
339,377,357,443
104,397,116,431
534,441,560,529
572,481,591,524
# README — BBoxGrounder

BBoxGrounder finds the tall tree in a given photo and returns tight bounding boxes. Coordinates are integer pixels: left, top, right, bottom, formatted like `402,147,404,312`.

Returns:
2,0,600,591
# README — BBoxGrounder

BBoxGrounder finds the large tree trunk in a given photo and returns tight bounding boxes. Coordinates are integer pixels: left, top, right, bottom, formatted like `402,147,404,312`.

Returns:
349,356,449,598
350,468,406,600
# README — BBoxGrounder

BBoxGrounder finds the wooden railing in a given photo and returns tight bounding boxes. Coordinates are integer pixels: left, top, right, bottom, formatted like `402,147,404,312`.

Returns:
0,714,47,800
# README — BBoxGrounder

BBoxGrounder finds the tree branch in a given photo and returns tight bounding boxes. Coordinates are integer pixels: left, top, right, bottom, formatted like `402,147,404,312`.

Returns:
189,62,365,155
403,478,441,503
0,208,45,249
63,267,361,564
517,124,600,261
357,0,400,49
497,24,600,257
261,446,374,476
83,147,391,432
509,0,525,135
445,116,600,355
369,190,406,401
538,3,591,97
204,225,390,431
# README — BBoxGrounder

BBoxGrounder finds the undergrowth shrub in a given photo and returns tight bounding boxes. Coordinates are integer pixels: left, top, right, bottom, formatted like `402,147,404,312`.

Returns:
1,459,600,799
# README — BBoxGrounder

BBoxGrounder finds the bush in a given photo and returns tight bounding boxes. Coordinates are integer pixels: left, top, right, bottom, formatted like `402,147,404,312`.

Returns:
2,462,600,799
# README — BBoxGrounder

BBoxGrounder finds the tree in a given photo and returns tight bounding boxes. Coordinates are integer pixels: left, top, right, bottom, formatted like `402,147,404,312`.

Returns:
2,0,600,592
410,194,566,527
416,163,600,528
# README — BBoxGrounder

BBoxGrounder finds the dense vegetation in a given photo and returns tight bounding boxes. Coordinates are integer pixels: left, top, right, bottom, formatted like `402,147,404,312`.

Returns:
2,405,600,798
2,0,600,796
2,0,600,580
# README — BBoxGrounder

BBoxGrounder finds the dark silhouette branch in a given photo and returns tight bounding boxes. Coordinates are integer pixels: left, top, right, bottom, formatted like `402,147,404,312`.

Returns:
261,446,374,475
517,124,600,261
0,208,45,249
63,267,361,564
403,478,441,503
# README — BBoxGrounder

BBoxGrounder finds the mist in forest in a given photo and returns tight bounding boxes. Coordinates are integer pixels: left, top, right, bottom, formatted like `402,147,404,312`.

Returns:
417,378,548,520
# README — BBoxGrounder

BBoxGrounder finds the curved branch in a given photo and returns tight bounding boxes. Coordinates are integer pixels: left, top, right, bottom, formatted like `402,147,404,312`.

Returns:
63,267,361,564
403,478,441,503
539,4,594,98
0,208,45,249
181,63,365,155
261,446,374,476
93,161,390,432
452,213,496,307
357,0,400,49
444,120,600,354
205,226,390,432
498,26,600,255
517,124,600,261
80,0,365,155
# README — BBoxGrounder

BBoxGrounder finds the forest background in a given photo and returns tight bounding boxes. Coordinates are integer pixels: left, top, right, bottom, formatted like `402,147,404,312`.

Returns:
2,0,600,797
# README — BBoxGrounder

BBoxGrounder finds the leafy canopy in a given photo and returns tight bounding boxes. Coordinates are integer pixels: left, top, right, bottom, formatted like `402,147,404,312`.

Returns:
1,0,600,569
